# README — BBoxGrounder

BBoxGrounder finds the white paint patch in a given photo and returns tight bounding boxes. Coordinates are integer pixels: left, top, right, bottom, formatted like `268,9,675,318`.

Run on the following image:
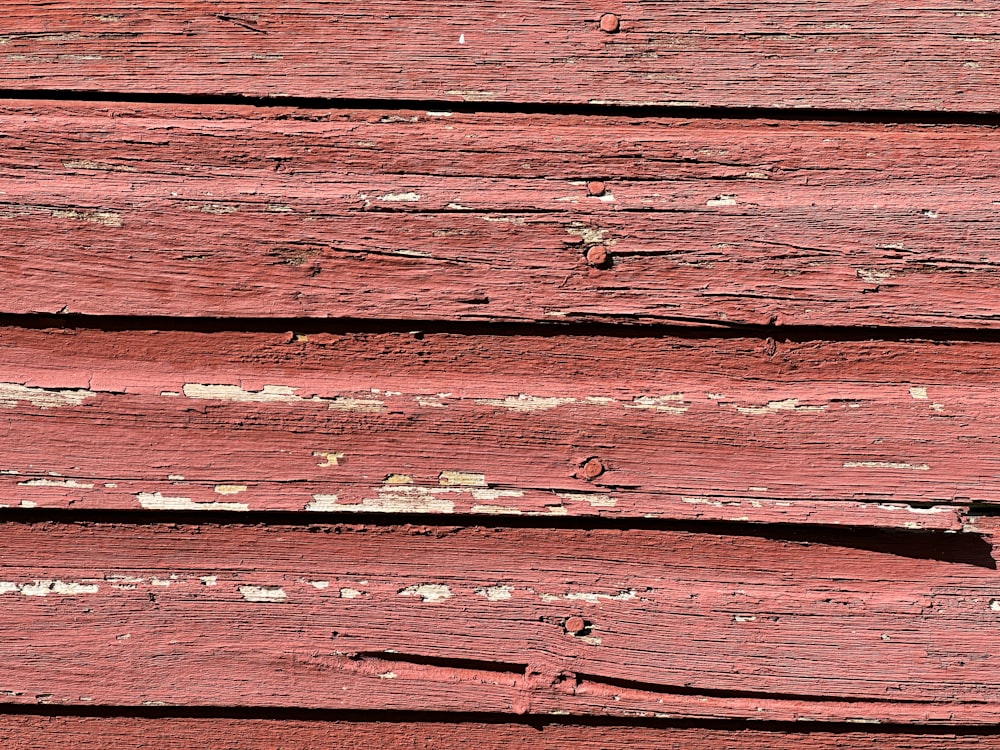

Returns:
150,577,172,587
843,461,930,471
200,576,218,586
384,474,413,485
19,580,99,596
876,504,949,515
439,471,486,487
538,589,636,604
399,584,452,603
51,209,123,226
378,192,421,202
416,395,447,408
459,33,465,44
0,383,96,409
475,394,576,412
239,585,287,603
625,394,687,414
0,582,19,594
310,485,456,513
309,581,329,589
566,223,611,246
991,599,1000,612
733,615,757,623
19,501,36,508
17,479,85,490
445,90,496,102
909,387,928,400
214,484,247,495
314,451,345,467
136,492,249,511
476,585,513,601
857,268,894,284
339,587,363,599
182,384,384,412
469,488,524,502
167,474,185,480
556,492,617,508
706,195,737,206
378,671,397,679
735,398,827,415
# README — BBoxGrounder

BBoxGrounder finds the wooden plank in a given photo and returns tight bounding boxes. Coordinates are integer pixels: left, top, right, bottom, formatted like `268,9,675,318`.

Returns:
3,102,1000,327
3,716,1000,749
0,522,998,722
2,2,1000,112
3,326,1000,527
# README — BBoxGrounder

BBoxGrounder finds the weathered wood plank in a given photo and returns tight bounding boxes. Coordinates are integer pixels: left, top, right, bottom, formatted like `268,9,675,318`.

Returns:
0,522,998,722
3,716,1000,749
3,103,1000,326
2,2,1000,112
2,326,999,527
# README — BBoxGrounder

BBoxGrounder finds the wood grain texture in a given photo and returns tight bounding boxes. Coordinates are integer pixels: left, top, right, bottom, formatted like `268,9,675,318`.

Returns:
3,326,1000,527
3,102,1000,326
0,522,998,722
3,716,1000,750
2,2,1000,112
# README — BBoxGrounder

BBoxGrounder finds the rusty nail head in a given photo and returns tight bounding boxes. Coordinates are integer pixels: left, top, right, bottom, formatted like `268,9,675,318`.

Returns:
588,180,606,196
565,616,587,635
600,13,620,33
580,457,605,481
586,245,609,267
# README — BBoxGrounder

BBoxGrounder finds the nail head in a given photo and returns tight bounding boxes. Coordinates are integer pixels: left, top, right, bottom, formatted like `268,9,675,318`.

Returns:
586,245,609,267
587,180,606,196
580,457,605,481
600,13,620,33
565,616,587,635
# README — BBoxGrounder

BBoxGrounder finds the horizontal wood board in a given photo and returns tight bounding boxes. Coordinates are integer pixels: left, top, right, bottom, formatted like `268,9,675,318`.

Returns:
0,522,998,723
2,2,1000,112
1,326,999,526
3,103,1000,326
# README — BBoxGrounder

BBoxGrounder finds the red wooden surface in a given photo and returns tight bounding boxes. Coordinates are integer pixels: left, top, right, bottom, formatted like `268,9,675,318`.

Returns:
2,2,1000,112
0,522,997,723
0,326,997,526
2,716,999,750
4,0,1000,743
3,102,1000,326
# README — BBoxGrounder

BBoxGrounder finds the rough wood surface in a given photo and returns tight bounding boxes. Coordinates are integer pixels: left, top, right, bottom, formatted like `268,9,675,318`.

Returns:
0,522,998,723
2,326,998,527
2,2,1000,112
3,102,1000,326
3,716,1000,749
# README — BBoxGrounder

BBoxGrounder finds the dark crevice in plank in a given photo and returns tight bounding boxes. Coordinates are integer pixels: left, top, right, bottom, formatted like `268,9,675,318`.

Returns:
1,705,1000,734
10,313,1000,343
0,513,991,568
2,89,1000,127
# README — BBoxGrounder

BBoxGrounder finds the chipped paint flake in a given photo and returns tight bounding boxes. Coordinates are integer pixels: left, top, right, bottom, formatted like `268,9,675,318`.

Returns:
19,580,99,596
909,387,928,400
438,470,487,487
136,492,249,511
734,398,827,415
182,384,383,412
556,492,617,508
539,589,636,604
470,504,523,515
706,194,737,206
626,394,688,414
51,209,123,226
239,585,287,603
309,485,456,513
18,478,94,488
474,394,576,412
378,192,421,202
200,576,218,586
476,585,513,601
314,451,345,467
399,584,452,603
339,587,363,599
0,383,95,409
214,484,247,495
843,461,930,471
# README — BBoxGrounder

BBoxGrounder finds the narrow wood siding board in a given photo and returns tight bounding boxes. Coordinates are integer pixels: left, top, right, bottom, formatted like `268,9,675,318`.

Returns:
0,327,994,527
2,2,1000,111
0,523,999,722
3,104,1000,325
5,719,1000,750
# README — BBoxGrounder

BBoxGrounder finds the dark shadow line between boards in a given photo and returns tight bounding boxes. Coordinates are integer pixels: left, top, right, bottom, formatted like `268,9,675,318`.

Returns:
0,704,999,734
7,313,1000,343
2,88,1000,127
0,509,993,569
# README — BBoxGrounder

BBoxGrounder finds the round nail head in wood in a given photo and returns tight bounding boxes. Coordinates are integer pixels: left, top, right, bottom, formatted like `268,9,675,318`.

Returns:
565,616,587,635
588,181,606,196
600,13,620,33
586,245,609,267
580,457,605,481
